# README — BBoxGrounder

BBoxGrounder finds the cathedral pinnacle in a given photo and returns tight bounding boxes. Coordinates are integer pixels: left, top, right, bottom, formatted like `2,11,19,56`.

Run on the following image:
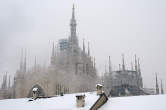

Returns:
122,54,125,71
161,79,164,94
88,42,90,56
19,48,27,73
52,42,55,57
72,4,75,19
135,54,138,72
105,61,107,74
34,56,37,70
94,57,96,69
23,49,27,73
156,73,159,94
8,75,11,88
70,4,76,26
109,56,112,73
138,58,141,76
20,48,23,71
69,4,78,47
83,38,85,53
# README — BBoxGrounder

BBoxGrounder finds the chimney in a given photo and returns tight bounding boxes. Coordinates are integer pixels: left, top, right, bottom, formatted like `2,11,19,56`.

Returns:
96,84,103,95
32,87,39,100
76,94,85,107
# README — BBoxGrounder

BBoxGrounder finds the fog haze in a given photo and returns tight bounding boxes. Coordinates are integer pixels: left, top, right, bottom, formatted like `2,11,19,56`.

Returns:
0,0,166,91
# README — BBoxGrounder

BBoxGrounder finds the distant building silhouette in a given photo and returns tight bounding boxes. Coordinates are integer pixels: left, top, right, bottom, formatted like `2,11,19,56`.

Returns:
104,55,145,96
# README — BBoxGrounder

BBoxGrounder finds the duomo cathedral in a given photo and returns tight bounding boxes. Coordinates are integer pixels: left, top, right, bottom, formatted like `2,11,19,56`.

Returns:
0,5,164,99
0,5,97,99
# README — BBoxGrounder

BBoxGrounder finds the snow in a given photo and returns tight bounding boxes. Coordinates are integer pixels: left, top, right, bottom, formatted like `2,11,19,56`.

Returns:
99,94,166,110
0,92,99,110
96,84,103,87
32,88,38,92
1,92,166,110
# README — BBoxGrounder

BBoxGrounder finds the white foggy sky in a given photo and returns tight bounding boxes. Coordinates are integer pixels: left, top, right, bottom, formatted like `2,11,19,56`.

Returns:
0,0,166,90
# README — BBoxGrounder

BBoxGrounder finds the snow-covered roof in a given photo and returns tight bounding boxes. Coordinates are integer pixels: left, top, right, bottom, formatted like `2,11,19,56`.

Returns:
0,92,99,110
96,84,103,87
99,94,166,110
76,94,85,98
32,88,38,92
1,92,166,110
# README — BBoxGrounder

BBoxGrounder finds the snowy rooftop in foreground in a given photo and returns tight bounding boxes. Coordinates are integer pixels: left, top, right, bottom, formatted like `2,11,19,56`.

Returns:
0,92,166,110
100,94,166,110
0,92,99,110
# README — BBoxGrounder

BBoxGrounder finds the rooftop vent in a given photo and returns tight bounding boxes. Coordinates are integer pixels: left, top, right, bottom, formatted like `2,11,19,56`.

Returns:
76,94,85,107
96,84,103,95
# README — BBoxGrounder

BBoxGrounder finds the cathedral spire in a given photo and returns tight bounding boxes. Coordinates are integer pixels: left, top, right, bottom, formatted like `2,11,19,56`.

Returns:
138,58,143,88
122,54,125,71
83,38,85,53
138,58,141,75
94,57,96,69
52,42,55,57
70,4,78,47
23,49,27,73
105,61,107,74
135,54,138,72
109,56,112,73
72,4,75,20
156,73,159,94
2,72,7,89
51,42,56,65
34,56,37,70
8,75,10,88
88,42,90,56
20,48,23,71
161,79,164,94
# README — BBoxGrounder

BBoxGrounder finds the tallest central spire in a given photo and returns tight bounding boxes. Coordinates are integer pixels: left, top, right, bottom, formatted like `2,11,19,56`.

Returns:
70,4,78,47
72,4,75,19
